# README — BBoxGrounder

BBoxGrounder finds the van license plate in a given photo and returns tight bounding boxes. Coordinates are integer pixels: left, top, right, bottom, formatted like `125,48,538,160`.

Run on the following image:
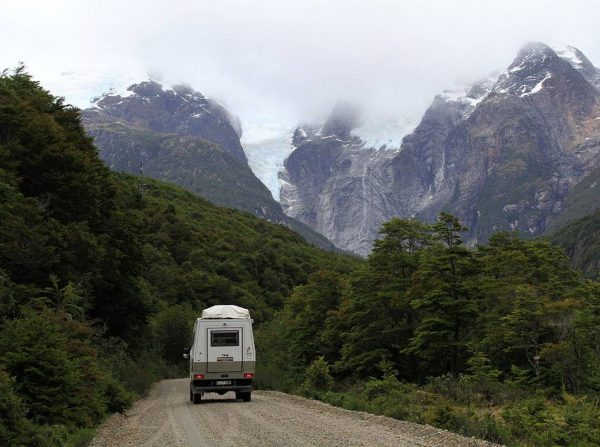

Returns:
215,380,231,385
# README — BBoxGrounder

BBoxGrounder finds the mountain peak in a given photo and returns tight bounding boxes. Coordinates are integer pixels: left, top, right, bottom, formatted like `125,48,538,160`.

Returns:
491,41,578,98
518,41,554,55
507,42,558,74
129,79,164,97
552,43,600,88
322,101,362,139
84,79,247,162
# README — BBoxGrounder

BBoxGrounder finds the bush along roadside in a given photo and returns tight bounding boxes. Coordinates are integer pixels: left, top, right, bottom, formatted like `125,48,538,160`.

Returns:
255,215,600,447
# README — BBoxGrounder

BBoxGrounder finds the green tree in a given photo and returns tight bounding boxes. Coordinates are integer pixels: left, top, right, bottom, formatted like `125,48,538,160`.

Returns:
0,309,105,428
150,303,196,365
0,369,55,446
284,270,346,368
301,356,333,392
406,213,479,376
476,232,583,387
338,218,431,378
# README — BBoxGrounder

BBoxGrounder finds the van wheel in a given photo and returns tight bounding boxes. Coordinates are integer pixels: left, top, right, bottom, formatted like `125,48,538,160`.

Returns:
192,392,202,404
240,392,251,402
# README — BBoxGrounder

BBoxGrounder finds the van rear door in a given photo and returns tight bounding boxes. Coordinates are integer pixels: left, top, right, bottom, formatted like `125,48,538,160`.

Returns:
206,328,243,372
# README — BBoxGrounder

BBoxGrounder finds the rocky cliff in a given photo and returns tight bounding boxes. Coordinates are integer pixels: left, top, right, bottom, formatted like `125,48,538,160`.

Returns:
84,81,246,162
280,104,398,255
82,81,337,250
280,43,600,255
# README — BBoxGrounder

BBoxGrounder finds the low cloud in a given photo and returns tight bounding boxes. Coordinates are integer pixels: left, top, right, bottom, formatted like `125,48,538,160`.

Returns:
2,0,599,131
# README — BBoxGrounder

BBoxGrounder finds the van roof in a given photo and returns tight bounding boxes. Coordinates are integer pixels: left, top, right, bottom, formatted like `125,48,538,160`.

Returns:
201,305,250,319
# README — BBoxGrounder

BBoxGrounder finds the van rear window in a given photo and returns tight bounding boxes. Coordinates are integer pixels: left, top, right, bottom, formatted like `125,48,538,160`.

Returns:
210,331,239,347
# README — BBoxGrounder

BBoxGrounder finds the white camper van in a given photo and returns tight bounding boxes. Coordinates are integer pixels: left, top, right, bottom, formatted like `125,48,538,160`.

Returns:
186,305,256,404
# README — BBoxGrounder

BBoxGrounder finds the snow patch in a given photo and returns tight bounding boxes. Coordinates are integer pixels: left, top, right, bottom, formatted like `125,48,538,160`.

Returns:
520,73,551,97
241,120,296,200
352,113,421,149
437,74,498,119
552,43,584,70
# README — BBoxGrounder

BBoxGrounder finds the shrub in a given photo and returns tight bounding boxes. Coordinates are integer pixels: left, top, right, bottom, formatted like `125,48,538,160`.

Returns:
301,356,333,393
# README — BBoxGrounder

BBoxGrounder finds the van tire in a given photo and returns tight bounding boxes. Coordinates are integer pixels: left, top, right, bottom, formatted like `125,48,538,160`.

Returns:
239,391,251,402
192,391,202,404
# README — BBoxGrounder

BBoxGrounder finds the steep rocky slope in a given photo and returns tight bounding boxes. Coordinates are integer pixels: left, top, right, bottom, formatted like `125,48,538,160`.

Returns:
82,81,336,250
280,103,399,255
85,81,246,161
280,43,600,255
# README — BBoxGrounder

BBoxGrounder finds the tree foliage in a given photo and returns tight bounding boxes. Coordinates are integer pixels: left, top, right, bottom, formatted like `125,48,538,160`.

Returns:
258,212,600,445
0,67,358,442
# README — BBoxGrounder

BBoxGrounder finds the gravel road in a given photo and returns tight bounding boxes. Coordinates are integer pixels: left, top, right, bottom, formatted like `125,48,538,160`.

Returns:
90,378,501,447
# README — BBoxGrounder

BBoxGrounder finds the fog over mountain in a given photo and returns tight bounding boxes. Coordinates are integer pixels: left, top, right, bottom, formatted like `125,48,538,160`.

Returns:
3,0,600,124
3,0,600,203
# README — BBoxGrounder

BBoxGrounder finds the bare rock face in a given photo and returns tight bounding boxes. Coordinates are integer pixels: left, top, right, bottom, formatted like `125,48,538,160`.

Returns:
280,103,398,255
280,43,600,255
82,81,337,251
83,80,247,162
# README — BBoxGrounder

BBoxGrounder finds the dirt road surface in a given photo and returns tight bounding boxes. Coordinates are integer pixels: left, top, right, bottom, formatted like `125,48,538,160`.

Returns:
90,378,501,447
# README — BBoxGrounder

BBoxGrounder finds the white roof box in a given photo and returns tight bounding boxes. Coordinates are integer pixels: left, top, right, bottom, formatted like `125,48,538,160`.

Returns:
201,305,250,319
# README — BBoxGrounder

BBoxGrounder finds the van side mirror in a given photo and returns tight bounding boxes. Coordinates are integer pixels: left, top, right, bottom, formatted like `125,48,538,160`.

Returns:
183,348,190,359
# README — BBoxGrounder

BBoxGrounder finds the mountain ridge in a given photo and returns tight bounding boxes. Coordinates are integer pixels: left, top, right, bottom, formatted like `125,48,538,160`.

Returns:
279,42,600,255
82,81,339,251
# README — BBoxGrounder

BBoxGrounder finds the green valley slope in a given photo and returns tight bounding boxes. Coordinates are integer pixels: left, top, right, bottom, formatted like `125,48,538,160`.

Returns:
548,207,600,278
0,68,358,445
82,82,337,251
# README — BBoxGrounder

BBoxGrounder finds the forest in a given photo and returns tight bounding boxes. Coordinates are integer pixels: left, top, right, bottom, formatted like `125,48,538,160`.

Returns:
256,215,600,446
0,67,356,445
1,68,600,447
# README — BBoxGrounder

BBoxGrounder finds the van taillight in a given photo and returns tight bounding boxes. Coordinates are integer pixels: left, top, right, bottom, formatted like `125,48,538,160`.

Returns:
194,374,205,379
244,373,254,379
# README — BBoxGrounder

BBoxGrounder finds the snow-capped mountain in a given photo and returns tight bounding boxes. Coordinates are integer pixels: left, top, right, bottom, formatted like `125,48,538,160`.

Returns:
279,42,600,255
86,80,246,162
81,80,337,250
241,106,420,200
553,43,600,89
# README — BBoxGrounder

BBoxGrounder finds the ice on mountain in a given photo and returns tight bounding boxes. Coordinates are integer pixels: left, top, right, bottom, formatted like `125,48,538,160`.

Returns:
243,133,295,201
120,88,135,98
352,113,420,149
240,116,298,200
435,74,498,120
552,43,584,69
520,72,551,97
440,88,467,102
297,128,307,139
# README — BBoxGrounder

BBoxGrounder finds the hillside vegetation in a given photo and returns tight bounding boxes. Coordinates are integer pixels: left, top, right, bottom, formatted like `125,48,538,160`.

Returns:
3,67,600,447
257,215,600,446
83,82,337,251
0,67,357,445
548,207,600,279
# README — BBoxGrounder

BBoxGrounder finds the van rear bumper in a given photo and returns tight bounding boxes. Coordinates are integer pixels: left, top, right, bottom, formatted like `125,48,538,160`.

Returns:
191,378,252,394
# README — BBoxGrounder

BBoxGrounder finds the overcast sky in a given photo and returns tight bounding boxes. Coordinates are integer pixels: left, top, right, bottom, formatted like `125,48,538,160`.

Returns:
2,0,600,139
